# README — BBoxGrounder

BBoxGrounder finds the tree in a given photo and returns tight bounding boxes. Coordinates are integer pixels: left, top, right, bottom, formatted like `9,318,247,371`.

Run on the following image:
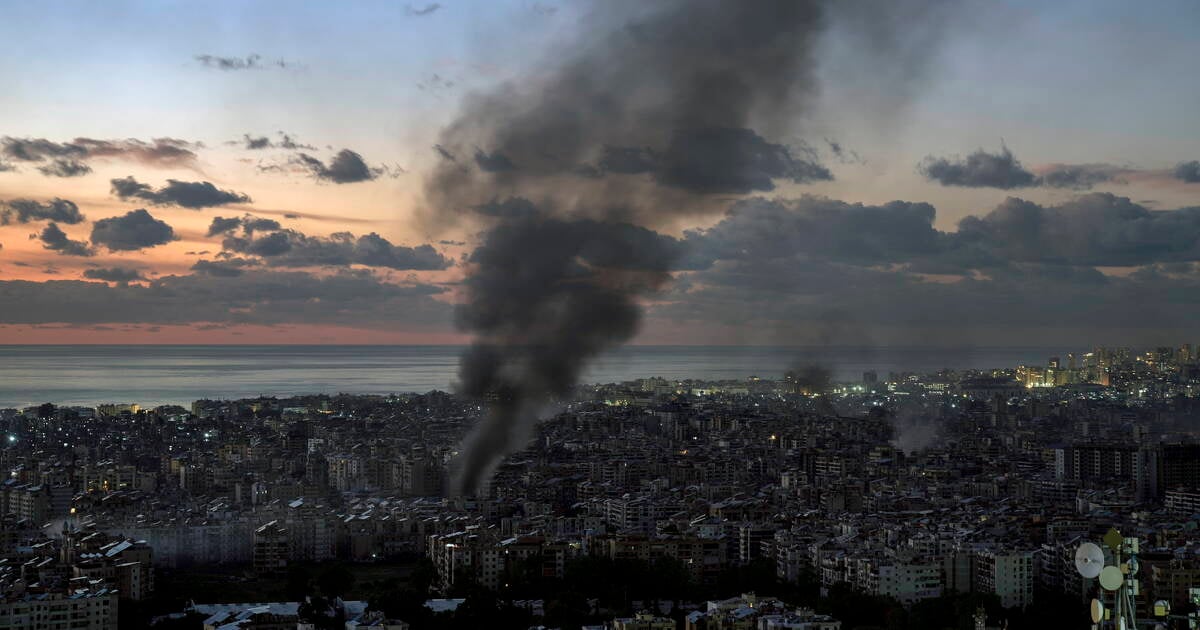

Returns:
317,564,356,599
286,565,312,600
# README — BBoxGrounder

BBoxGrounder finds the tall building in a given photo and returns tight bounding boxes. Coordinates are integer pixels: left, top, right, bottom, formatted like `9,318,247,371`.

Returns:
253,520,289,577
974,550,1034,609
0,589,117,630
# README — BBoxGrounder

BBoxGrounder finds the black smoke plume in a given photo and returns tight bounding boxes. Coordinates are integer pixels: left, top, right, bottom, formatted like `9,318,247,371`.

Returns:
425,0,953,496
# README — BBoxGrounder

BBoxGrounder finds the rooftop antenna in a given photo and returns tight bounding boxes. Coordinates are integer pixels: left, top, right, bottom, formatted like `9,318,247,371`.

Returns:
1075,529,1138,630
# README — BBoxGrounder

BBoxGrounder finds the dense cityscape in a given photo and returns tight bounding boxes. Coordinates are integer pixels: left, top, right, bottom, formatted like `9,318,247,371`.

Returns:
2,345,1200,629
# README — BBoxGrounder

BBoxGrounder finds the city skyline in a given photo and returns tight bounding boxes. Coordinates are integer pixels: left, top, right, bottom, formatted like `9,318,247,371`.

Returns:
3,0,1200,346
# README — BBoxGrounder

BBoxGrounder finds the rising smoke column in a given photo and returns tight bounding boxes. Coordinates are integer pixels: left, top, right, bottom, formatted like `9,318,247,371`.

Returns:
425,0,954,495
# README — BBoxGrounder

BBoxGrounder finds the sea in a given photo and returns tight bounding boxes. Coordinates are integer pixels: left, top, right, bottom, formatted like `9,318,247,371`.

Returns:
0,345,1074,409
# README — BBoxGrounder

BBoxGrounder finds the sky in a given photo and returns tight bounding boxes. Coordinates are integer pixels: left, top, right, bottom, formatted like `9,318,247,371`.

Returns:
2,0,1200,346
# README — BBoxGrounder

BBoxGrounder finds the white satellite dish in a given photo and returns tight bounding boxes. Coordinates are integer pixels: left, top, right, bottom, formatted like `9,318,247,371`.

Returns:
1076,542,1105,579
1090,598,1104,624
1100,565,1124,591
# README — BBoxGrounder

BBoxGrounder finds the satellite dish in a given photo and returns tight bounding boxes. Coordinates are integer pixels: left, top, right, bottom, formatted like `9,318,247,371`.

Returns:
1076,542,1105,578
1091,598,1105,624
1100,565,1124,591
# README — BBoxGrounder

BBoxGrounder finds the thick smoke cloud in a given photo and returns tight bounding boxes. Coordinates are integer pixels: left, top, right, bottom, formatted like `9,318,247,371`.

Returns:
38,223,94,257
591,128,833,193
453,215,677,493
2,199,85,225
1,136,200,172
919,146,1036,189
784,364,832,394
1175,161,1200,183
221,228,451,270
889,405,941,454
427,0,953,495
111,176,251,208
90,209,177,251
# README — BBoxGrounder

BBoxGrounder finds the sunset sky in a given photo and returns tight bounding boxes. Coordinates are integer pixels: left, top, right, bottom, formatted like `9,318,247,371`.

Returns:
3,0,1200,345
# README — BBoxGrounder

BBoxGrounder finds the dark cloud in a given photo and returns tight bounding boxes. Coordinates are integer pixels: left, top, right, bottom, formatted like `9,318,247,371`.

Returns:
111,176,251,208
2,198,85,225
531,2,557,16
638,193,1200,345
1036,163,1127,190
90,209,178,251
684,196,943,267
293,150,392,184
221,229,452,270
417,74,455,92
658,255,1200,347
191,257,259,277
433,144,457,162
206,215,281,237
38,223,94,257
195,54,292,70
0,136,200,171
243,216,281,233
919,146,1036,189
0,269,449,328
404,3,441,16
82,267,146,283
37,159,92,178
1174,161,1200,184
226,231,292,257
244,135,271,150
239,132,314,151
207,216,244,236
954,193,1200,267
1,137,85,162
76,137,200,168
684,193,1200,271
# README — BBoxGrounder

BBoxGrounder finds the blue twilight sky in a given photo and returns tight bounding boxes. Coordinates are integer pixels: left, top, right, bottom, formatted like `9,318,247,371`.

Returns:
4,0,1198,167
